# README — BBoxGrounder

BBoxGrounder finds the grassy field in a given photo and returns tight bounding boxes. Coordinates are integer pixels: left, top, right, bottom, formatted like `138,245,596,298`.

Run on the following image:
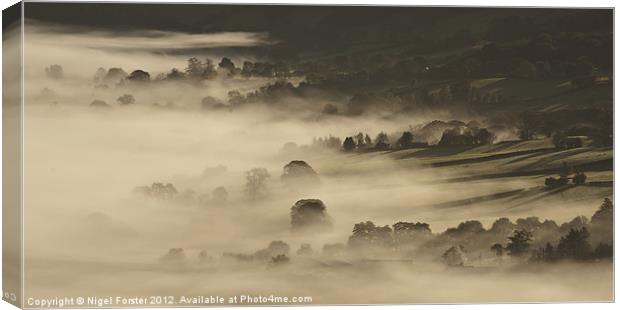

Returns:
315,138,612,229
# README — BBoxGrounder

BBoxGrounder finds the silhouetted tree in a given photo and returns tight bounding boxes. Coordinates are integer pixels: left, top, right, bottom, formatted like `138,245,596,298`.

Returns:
491,243,504,257
516,112,542,140
445,220,485,237
375,132,390,149
45,64,64,79
185,57,216,79
490,217,516,236
442,245,468,266
165,68,186,80
104,68,128,84
506,229,532,257
218,57,236,76
159,248,186,264
342,137,356,152
552,131,568,149
396,131,414,149
270,254,290,265
227,90,244,106
201,96,227,110
355,132,365,148
473,128,495,144
348,221,394,248
93,67,107,83
281,161,320,188
244,168,270,200
393,221,431,246
557,227,592,260
127,70,151,83
296,243,314,256
89,99,110,108
211,186,228,203
117,94,135,105
254,241,290,261
543,242,556,262
593,243,613,259
573,170,587,185
290,199,331,231
591,198,613,228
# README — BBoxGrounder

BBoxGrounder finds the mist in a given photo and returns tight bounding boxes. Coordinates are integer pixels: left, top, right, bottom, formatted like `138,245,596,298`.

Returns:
16,17,613,305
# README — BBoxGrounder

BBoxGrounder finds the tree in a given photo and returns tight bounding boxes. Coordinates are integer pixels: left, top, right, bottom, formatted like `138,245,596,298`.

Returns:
127,70,151,83
89,99,110,109
254,240,290,261
218,57,236,74
543,242,556,262
296,243,313,256
159,248,186,264
474,128,495,144
552,131,568,149
591,198,613,228
396,131,414,149
93,67,107,83
290,199,331,231
136,182,179,200
375,132,389,149
211,186,228,203
445,220,485,237
442,245,468,267
342,137,356,152
281,160,320,188
241,61,254,77
45,64,64,79
165,68,186,80
573,170,587,185
593,243,612,259
490,243,504,257
355,132,365,148
117,94,135,105
104,68,128,84
439,128,475,146
348,221,394,248
506,229,532,257
201,96,226,110
559,161,571,179
270,254,290,266
185,57,203,77
516,112,542,140
557,227,592,260
244,168,270,200
393,221,431,246
490,217,516,235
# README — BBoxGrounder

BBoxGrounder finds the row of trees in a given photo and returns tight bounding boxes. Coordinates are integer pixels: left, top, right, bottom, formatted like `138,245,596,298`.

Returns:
134,182,228,205
90,57,297,89
342,198,612,265
342,131,430,152
438,127,495,146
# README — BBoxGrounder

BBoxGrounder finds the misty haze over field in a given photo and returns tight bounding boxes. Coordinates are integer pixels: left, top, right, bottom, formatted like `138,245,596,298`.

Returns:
8,3,613,305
